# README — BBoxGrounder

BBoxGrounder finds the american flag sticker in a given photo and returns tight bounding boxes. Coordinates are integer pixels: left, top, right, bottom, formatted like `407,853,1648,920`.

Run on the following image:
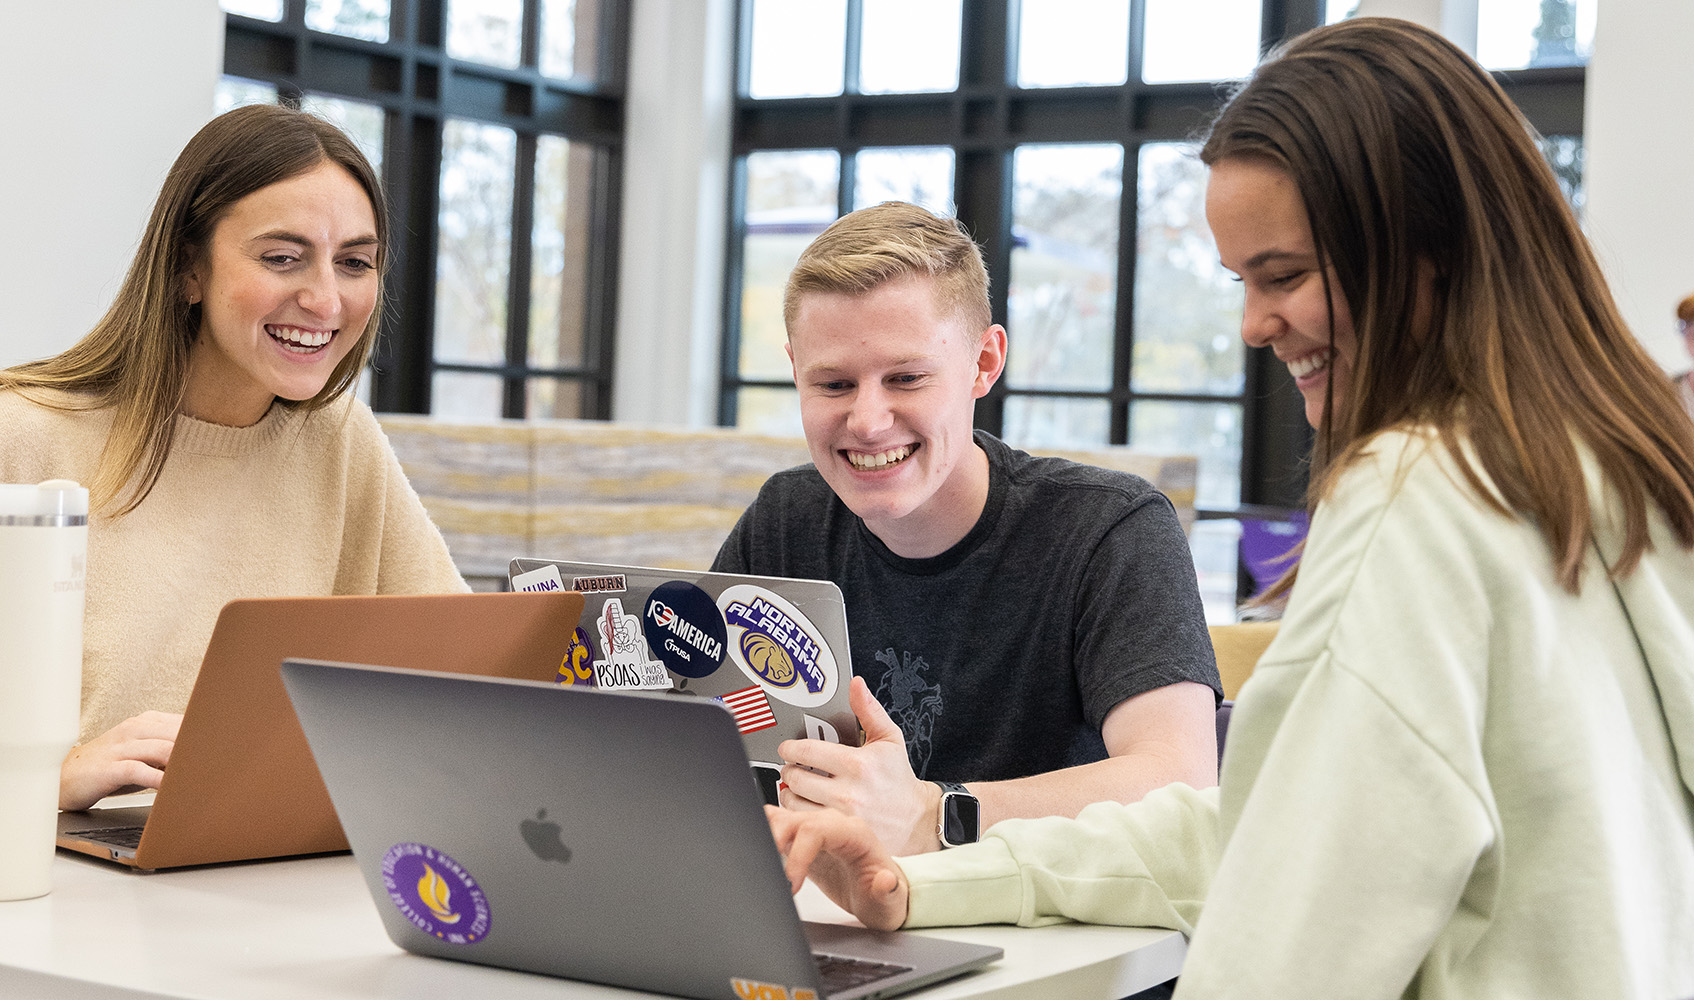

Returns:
717,686,778,734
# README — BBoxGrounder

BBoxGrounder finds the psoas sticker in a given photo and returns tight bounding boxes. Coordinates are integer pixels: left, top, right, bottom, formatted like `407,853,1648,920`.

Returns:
716,585,839,709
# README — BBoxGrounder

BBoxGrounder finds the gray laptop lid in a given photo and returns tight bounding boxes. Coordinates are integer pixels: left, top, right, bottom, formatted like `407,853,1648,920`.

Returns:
507,559,861,766
281,659,999,1000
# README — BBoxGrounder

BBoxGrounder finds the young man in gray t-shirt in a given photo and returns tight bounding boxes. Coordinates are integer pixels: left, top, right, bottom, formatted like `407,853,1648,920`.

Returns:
715,201,1220,857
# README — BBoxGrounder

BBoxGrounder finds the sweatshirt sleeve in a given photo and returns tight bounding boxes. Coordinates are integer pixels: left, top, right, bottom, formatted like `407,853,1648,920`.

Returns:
899,782,1222,934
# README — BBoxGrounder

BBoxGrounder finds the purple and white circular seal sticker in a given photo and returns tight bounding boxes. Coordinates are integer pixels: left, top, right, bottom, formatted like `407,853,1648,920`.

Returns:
381,842,491,945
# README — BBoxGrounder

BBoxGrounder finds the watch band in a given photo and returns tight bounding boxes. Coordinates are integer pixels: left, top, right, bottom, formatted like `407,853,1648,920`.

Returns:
935,780,981,848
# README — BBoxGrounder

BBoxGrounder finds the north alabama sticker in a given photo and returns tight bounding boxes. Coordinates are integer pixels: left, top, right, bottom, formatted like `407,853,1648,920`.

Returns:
593,598,671,690
643,580,727,679
555,626,596,686
381,842,491,945
731,979,818,1000
716,585,839,708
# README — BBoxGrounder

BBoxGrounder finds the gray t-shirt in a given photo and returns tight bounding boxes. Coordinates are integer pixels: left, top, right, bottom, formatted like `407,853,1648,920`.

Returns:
712,431,1220,782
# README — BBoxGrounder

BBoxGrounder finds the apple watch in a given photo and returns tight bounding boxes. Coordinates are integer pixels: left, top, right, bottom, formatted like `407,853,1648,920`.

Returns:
935,781,980,848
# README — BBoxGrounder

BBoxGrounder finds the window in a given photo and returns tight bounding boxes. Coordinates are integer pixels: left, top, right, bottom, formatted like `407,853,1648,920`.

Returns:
724,2,1585,620
220,0,627,418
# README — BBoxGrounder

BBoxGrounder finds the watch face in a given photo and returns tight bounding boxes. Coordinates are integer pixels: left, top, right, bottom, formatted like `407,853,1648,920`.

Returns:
942,791,980,846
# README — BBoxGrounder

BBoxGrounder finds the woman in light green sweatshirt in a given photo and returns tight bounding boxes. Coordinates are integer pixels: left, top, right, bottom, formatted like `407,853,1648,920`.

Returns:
768,16,1694,1000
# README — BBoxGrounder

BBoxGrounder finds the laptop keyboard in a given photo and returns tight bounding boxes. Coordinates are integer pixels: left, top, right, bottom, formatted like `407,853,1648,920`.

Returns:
64,826,145,850
813,952,912,995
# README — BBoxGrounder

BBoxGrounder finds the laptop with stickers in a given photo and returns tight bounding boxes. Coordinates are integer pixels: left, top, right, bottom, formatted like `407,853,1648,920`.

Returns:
506,559,864,775
281,658,1002,1000
56,591,584,870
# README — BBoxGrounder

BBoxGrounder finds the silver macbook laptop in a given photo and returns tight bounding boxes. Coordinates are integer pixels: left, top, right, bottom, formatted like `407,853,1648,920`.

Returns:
507,559,862,778
281,658,1001,1000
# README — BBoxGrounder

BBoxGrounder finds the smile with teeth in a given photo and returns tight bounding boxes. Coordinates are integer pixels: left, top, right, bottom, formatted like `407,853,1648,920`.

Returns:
846,445,915,471
268,325,335,354
1286,350,1330,380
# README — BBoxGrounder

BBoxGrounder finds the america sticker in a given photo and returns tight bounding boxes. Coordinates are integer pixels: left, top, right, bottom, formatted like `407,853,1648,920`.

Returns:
593,598,671,690
716,585,839,709
381,842,491,945
643,580,727,679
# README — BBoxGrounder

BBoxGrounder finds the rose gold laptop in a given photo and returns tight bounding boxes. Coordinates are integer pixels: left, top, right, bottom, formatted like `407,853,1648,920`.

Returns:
56,591,583,870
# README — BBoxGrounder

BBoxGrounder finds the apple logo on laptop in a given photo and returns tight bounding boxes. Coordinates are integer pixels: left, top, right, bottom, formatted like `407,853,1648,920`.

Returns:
520,809,572,865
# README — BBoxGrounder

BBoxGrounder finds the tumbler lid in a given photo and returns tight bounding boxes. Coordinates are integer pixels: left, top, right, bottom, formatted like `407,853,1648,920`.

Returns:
0,480,90,521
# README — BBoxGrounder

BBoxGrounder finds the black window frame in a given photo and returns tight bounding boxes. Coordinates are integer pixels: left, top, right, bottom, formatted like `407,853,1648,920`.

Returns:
222,0,631,419
720,0,1586,536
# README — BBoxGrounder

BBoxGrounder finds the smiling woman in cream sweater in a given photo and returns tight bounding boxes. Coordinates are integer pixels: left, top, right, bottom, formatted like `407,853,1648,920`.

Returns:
0,105,465,812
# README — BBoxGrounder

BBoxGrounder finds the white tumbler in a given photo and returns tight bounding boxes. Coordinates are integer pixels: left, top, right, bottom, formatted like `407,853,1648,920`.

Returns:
0,480,87,901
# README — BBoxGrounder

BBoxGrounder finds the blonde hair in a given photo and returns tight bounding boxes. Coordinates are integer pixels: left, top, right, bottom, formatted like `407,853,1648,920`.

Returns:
0,105,386,516
1203,18,1694,594
783,201,992,335
1677,293,1694,326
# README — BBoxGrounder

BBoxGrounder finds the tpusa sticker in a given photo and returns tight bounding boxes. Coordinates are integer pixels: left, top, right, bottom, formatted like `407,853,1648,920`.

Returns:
382,842,491,945
555,627,596,686
593,598,671,690
731,979,819,1000
716,585,839,709
644,581,727,679
511,563,566,593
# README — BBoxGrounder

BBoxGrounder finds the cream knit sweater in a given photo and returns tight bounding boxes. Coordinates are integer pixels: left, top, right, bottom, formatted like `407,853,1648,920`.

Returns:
0,389,468,742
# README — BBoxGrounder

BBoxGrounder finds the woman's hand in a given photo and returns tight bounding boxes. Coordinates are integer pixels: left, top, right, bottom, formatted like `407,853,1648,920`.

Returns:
59,711,182,811
766,805,910,932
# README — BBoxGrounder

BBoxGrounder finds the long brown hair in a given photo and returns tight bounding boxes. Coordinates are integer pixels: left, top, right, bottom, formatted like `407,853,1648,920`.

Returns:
0,104,387,516
1203,17,1694,593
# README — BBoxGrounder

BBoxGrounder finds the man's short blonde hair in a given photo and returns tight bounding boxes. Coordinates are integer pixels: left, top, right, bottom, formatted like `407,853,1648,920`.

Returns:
1678,293,1694,326
783,201,992,335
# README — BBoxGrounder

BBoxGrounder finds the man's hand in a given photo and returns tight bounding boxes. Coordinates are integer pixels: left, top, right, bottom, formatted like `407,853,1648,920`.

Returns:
766,805,910,932
777,677,943,855
59,711,181,811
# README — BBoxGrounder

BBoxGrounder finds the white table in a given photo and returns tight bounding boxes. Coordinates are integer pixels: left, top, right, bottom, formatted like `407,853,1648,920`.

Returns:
0,850,1185,999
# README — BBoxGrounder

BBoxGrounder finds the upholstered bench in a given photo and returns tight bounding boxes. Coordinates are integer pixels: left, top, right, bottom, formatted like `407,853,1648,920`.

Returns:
376,416,1198,591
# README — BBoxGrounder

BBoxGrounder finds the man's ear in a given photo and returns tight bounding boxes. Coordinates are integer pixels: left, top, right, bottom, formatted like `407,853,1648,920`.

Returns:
972,325,1007,399
785,339,796,384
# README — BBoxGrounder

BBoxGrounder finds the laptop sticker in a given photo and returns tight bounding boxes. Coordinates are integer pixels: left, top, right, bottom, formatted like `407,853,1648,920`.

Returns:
643,581,727,679
511,563,566,594
555,627,597,686
717,585,840,709
803,714,840,743
731,979,818,1000
570,573,627,594
717,685,778,735
382,842,491,945
594,598,671,690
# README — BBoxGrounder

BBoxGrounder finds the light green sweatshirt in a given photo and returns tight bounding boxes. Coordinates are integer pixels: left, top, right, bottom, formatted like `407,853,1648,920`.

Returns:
900,429,1694,999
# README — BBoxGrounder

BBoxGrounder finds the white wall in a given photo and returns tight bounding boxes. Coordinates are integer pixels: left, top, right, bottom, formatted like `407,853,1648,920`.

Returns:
1582,0,1694,370
0,1,224,369
611,0,735,425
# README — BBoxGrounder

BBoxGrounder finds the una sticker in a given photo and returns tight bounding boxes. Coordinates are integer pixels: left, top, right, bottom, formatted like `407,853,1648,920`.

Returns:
511,563,566,594
381,842,491,945
731,979,818,1000
716,585,839,709
643,581,727,679
594,598,671,690
555,626,596,686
